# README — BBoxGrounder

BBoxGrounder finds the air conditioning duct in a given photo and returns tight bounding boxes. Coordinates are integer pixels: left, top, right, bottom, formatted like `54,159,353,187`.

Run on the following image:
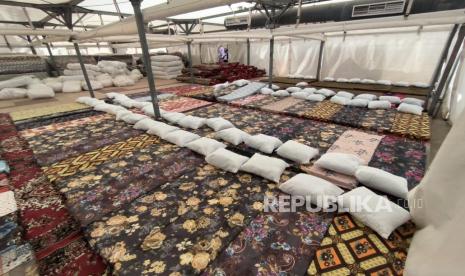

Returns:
225,0,465,30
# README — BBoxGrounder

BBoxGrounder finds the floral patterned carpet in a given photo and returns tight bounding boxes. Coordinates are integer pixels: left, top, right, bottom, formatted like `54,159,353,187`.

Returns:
0,90,428,275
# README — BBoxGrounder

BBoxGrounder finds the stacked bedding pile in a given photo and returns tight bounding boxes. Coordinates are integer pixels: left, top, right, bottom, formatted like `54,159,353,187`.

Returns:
0,75,54,100
151,55,184,80
176,62,266,85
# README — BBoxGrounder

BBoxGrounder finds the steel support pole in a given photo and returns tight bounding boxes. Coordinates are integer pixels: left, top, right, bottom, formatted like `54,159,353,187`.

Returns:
45,42,59,76
246,38,250,65
73,42,94,98
316,40,325,81
187,41,194,84
429,24,465,116
26,35,36,55
130,0,161,118
428,24,459,97
268,37,274,89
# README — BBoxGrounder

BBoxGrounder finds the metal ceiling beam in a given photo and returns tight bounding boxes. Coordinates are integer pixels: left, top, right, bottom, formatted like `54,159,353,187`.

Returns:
0,20,99,29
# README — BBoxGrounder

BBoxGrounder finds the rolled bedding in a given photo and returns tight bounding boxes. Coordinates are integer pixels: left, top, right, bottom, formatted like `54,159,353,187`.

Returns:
152,60,183,67
64,69,100,77
0,76,35,89
151,65,184,73
67,63,100,72
151,55,181,62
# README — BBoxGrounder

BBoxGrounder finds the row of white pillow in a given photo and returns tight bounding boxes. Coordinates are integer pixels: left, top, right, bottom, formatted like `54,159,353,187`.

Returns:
78,94,410,239
260,86,425,115
280,174,410,239
324,77,429,88
100,93,409,199
213,79,251,92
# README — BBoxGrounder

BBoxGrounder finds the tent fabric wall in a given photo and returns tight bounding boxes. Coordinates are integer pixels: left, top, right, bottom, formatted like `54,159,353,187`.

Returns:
321,26,452,83
169,39,320,77
289,39,321,78
405,107,465,276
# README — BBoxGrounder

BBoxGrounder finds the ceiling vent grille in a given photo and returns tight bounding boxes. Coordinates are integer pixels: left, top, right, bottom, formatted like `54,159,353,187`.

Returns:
352,0,406,17
225,16,249,27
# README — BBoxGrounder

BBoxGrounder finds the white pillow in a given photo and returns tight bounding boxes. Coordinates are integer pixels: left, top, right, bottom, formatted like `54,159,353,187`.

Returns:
349,78,361,83
206,117,234,131
412,82,429,88
260,87,274,95
82,80,103,91
121,113,148,124
291,91,310,100
27,83,55,99
355,166,409,199
302,87,317,94
323,77,335,82
286,87,302,93
348,98,369,107
62,80,82,93
315,152,363,175
307,94,326,102
162,112,186,124
335,91,355,99
368,100,391,109
377,80,392,86
276,140,319,164
143,105,166,117
393,81,410,87
215,128,250,146
177,115,207,129
205,148,249,173
147,122,179,138
361,79,376,84
279,173,344,208
76,97,104,106
240,153,288,183
214,83,227,93
163,130,200,147
296,82,308,87
330,95,350,105
244,134,283,154
315,88,335,97
402,97,425,107
115,110,133,120
186,137,226,156
379,96,401,104
94,103,115,113
336,78,348,83
355,94,377,101
397,103,423,115
45,81,63,93
105,105,127,115
106,92,120,99
0,88,27,100
233,79,249,87
271,84,280,90
133,118,156,130
272,90,290,97
132,101,151,109
338,187,411,239
96,74,113,87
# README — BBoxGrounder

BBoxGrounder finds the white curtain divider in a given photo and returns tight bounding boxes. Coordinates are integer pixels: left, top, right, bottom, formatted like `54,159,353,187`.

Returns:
289,39,321,78
321,25,452,83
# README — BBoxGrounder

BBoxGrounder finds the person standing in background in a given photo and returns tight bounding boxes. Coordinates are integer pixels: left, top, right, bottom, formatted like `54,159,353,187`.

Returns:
218,46,229,63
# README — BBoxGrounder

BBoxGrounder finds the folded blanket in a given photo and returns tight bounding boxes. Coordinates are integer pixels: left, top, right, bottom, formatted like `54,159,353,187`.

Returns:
303,130,384,189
